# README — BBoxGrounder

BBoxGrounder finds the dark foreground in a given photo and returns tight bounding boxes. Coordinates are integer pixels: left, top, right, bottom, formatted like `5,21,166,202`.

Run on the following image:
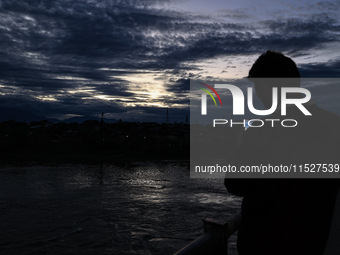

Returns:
0,162,241,255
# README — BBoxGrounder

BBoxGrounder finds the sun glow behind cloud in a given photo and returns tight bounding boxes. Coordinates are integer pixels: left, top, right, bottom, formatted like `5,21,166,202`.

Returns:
108,71,175,108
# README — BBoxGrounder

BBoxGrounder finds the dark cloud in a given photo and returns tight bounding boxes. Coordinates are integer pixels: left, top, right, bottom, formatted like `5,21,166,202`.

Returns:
263,16,340,35
0,0,339,121
165,15,339,63
299,60,340,77
166,78,190,93
218,9,253,20
288,1,340,12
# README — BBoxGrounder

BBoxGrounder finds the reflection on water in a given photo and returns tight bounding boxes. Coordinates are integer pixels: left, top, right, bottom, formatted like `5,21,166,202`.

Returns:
0,162,241,255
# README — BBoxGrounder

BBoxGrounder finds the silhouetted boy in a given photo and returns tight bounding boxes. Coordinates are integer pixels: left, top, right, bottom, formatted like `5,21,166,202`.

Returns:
225,51,340,255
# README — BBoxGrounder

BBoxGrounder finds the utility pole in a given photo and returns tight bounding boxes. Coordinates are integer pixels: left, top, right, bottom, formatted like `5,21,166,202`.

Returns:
166,109,169,123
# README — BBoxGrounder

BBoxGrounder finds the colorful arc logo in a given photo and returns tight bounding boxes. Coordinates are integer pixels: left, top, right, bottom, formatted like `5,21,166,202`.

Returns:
200,83,223,115
200,83,223,106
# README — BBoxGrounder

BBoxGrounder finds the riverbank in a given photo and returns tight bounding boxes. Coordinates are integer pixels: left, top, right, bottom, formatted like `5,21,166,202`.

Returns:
0,120,189,165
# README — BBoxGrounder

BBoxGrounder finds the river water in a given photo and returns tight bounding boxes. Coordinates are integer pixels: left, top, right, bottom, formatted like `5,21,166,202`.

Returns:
0,162,241,255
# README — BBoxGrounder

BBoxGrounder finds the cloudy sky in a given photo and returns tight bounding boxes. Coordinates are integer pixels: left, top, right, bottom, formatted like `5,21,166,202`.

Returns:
0,0,339,122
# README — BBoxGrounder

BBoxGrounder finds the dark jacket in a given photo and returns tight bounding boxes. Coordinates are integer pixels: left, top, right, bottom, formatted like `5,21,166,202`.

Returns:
225,104,340,255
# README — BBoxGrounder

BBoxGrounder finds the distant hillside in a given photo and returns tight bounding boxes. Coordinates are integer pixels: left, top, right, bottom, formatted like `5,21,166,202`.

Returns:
62,116,117,123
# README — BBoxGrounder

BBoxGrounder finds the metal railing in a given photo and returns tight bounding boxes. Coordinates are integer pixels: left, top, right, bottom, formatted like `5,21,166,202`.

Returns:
174,214,241,255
